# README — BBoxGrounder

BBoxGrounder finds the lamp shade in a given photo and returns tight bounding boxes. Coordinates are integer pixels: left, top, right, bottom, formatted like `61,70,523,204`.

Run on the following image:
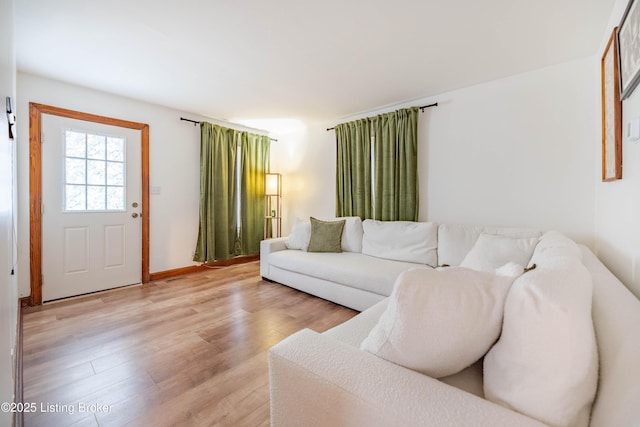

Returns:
265,173,281,196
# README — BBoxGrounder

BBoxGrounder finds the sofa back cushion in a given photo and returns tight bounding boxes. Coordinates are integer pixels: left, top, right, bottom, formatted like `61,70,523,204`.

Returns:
437,224,541,266
460,233,538,272
334,216,364,253
362,220,437,266
286,216,364,253
529,230,581,265
286,217,312,250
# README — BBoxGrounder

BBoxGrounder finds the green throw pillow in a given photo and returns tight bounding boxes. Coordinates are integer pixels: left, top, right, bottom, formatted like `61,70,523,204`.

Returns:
307,217,345,253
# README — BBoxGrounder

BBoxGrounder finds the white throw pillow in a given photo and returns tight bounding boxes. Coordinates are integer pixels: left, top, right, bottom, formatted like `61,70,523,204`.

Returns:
460,233,538,272
437,224,541,267
529,230,581,265
330,216,364,253
483,257,598,427
361,220,437,266
285,218,311,250
360,265,521,378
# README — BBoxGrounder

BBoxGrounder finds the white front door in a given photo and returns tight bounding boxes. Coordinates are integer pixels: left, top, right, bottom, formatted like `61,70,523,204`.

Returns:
41,114,142,301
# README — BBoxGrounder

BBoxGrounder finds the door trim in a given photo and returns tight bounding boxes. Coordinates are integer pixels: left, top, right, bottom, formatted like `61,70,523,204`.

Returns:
29,102,150,306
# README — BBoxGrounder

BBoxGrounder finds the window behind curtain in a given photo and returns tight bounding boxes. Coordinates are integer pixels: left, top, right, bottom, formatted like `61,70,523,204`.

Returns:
335,107,419,221
193,122,269,262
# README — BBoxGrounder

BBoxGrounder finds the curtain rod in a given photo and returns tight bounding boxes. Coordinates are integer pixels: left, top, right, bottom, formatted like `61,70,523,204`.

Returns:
180,117,278,142
325,102,438,131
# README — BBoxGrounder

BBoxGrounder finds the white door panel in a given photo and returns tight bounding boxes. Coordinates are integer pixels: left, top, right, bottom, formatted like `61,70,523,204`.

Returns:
64,226,89,273
42,114,142,301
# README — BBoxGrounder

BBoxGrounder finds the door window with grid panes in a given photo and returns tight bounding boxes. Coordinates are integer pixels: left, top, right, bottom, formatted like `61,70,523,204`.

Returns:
64,130,126,211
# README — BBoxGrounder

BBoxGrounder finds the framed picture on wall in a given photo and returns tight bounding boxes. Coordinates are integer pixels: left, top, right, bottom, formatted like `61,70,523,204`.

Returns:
619,0,640,99
602,27,622,181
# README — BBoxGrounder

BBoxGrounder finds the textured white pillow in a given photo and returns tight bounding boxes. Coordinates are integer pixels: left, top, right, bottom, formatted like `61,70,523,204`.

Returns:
360,265,520,378
484,257,598,427
361,220,437,266
285,218,311,250
460,233,538,272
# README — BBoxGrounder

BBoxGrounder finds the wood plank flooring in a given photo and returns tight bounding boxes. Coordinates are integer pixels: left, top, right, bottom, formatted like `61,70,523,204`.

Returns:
22,262,357,426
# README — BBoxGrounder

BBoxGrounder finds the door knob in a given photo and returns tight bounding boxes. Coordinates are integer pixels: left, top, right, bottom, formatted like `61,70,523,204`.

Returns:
132,213,139,218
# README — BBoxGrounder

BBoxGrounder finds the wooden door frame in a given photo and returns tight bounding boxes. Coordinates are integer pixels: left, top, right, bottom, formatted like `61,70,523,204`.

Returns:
28,103,150,306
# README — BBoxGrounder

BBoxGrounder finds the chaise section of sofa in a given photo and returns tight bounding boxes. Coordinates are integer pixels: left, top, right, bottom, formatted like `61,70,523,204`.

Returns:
267,223,640,427
269,328,547,427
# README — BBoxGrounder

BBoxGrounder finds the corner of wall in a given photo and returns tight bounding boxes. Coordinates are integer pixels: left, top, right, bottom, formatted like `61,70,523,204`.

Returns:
0,0,19,423
592,0,640,300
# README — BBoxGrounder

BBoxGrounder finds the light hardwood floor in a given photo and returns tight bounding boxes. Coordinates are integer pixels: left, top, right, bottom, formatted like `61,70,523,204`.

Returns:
22,262,357,426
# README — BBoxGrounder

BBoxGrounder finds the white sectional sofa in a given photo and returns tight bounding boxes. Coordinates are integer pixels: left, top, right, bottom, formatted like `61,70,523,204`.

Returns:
260,218,541,310
262,219,640,427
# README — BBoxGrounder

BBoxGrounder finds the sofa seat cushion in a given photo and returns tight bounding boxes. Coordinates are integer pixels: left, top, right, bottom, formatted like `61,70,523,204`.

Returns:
269,250,430,296
362,220,438,266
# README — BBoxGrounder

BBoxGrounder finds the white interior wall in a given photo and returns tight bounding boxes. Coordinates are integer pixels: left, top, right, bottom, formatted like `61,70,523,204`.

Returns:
269,123,336,233
16,73,269,298
594,0,640,299
422,57,598,242
281,57,598,244
0,0,17,422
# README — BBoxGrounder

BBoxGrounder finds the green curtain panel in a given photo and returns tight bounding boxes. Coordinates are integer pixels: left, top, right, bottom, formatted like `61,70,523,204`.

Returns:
372,107,419,221
239,133,271,255
335,118,372,219
193,122,239,262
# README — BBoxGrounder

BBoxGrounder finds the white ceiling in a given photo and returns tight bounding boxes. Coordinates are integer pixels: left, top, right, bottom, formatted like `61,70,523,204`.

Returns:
16,0,616,125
